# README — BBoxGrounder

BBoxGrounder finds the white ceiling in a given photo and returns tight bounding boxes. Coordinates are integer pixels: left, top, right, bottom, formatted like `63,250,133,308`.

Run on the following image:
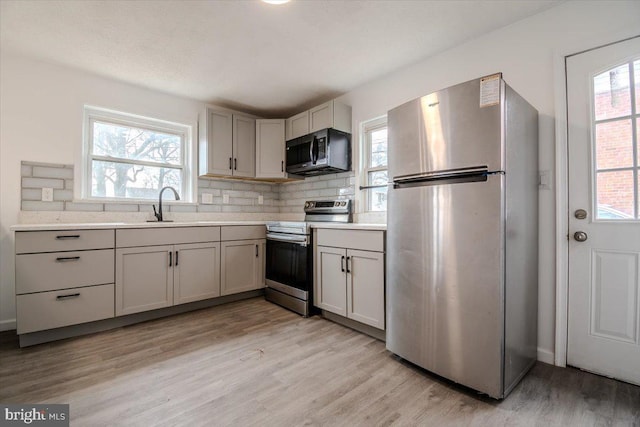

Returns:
0,0,561,117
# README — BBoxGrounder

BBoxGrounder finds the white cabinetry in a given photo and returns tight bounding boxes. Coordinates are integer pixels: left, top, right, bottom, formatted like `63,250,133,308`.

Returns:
199,107,256,178
286,100,351,141
285,111,310,140
314,228,385,330
115,227,221,316
255,119,286,178
220,226,266,296
15,229,116,334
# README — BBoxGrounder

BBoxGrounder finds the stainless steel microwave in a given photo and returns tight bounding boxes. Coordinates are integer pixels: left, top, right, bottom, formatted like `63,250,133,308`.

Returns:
285,128,351,176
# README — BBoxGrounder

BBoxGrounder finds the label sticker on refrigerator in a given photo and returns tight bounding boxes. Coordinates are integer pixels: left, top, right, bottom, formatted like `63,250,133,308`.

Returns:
480,74,501,107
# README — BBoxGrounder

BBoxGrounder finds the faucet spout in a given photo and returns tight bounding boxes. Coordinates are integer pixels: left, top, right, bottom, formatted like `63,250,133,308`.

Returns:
153,186,180,222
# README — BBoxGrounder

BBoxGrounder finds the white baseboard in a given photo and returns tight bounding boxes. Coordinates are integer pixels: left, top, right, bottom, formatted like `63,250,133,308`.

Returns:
0,318,16,332
537,347,555,365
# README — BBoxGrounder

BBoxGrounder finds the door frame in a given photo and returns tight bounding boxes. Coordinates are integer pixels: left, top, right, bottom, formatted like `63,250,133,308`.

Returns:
554,35,640,368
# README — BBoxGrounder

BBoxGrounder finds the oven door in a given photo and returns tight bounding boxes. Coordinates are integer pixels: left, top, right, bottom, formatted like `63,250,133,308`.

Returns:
265,235,312,294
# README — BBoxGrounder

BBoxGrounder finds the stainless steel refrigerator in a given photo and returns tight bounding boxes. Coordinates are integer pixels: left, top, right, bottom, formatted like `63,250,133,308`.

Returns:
386,73,538,399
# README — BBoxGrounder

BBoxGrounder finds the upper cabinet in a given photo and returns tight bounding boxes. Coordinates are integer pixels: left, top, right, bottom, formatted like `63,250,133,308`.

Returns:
256,119,286,179
199,108,255,178
285,111,310,141
286,100,352,141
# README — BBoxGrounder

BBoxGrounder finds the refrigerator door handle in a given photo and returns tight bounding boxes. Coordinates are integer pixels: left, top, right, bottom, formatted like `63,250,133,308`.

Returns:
393,167,504,188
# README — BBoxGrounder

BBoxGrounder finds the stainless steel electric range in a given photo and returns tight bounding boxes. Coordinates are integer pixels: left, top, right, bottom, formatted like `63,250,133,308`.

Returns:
265,200,352,316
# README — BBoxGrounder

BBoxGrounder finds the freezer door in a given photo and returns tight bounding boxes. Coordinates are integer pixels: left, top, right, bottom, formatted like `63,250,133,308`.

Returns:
388,77,503,179
386,174,505,398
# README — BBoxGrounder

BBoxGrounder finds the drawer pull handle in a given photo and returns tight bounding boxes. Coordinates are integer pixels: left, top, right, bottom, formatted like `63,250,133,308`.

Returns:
56,256,80,262
56,293,80,300
346,256,351,273
56,235,80,240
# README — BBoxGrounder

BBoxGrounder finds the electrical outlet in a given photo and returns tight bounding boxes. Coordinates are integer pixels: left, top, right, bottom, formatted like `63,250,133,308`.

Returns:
258,195,264,205
42,187,54,202
202,193,213,204
223,194,229,204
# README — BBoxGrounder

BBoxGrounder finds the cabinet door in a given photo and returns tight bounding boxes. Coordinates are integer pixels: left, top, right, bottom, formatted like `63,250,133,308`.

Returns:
286,111,309,140
314,245,347,316
221,239,264,295
232,114,256,178
203,109,233,176
309,101,333,133
255,119,286,178
116,246,174,316
174,242,221,305
346,249,385,329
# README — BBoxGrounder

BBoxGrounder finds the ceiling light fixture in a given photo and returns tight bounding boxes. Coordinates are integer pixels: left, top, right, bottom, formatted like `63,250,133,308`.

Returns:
262,0,290,4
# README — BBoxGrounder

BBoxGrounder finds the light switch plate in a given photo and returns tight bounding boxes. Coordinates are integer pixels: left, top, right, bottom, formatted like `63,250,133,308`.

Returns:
223,194,229,204
258,195,264,205
42,187,54,202
202,193,213,204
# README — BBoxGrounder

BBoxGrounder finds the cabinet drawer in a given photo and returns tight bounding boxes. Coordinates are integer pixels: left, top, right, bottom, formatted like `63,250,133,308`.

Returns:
17,284,115,334
116,227,221,248
316,229,385,252
221,225,266,241
16,249,114,294
15,229,114,254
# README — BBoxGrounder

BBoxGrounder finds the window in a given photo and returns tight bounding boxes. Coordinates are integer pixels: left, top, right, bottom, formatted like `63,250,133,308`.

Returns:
362,116,388,211
83,106,193,202
592,59,639,219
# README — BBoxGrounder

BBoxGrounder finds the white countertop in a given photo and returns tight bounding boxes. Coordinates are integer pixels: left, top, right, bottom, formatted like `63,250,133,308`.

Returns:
309,222,386,231
10,221,268,232
11,221,386,232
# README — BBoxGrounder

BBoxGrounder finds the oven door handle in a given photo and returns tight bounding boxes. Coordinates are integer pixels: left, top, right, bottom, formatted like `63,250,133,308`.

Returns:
266,233,309,247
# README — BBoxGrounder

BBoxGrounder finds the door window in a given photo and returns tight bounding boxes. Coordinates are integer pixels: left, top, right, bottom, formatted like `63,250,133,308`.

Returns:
593,60,640,219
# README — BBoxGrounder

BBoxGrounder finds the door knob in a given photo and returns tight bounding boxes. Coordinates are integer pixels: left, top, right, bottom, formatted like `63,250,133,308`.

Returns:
574,231,588,242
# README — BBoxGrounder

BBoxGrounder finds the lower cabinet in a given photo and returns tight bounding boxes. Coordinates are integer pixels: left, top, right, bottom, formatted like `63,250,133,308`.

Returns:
315,229,386,330
116,242,221,316
221,239,265,296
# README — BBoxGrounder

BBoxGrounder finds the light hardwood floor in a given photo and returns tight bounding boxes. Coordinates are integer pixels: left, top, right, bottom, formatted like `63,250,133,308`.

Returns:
1,297,638,426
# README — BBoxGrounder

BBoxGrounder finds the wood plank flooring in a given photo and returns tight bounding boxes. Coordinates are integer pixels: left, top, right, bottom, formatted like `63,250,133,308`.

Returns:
1,297,638,426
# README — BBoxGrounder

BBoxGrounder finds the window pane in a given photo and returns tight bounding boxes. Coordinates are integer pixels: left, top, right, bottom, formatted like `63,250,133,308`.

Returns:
593,63,631,121
635,60,639,112
596,170,635,219
368,170,388,211
595,119,633,169
91,160,182,199
93,121,182,165
370,128,388,168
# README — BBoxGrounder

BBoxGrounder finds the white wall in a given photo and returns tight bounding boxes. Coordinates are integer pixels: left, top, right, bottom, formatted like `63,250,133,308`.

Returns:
0,54,205,329
338,0,640,362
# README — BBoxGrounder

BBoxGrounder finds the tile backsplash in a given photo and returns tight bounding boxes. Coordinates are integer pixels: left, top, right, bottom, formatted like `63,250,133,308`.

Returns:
20,161,355,216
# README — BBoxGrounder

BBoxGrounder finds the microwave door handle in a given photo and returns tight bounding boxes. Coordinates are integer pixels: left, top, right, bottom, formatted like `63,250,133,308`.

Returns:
309,136,315,165
312,135,319,164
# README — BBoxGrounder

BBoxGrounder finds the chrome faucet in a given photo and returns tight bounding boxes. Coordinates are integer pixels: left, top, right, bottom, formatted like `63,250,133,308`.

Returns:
152,186,180,222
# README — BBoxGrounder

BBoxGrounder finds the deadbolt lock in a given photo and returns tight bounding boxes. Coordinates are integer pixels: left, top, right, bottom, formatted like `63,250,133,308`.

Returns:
574,209,587,220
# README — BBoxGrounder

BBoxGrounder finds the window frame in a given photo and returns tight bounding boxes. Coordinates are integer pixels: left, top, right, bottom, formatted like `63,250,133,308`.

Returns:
361,115,388,212
82,106,194,203
589,59,639,221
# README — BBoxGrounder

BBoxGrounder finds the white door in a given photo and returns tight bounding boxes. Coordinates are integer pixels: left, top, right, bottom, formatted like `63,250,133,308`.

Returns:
173,242,221,305
220,240,263,296
346,249,385,329
567,37,640,385
314,246,347,316
232,114,256,178
255,119,285,178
